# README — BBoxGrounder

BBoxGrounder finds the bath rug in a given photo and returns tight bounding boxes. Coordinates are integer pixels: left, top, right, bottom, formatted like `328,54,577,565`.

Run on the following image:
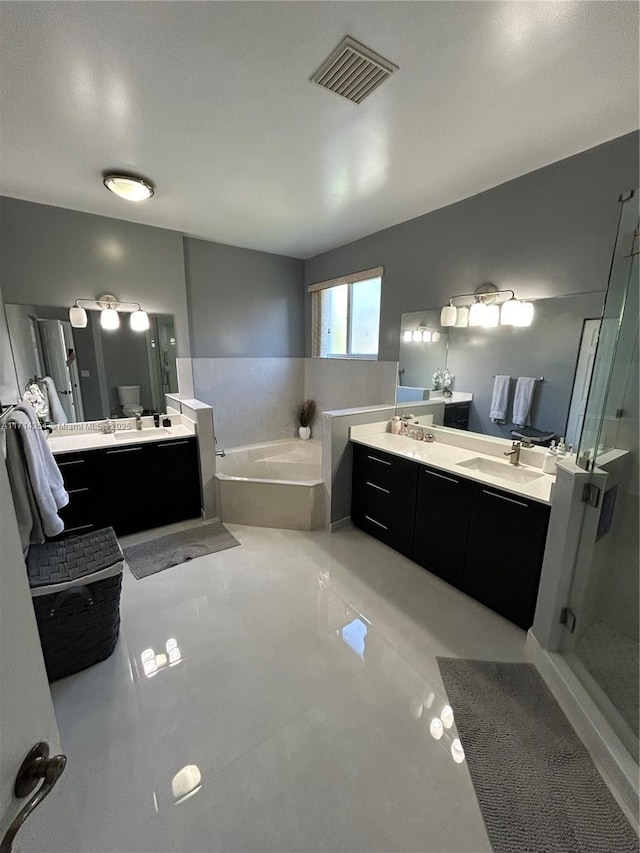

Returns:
437,658,639,853
124,522,240,579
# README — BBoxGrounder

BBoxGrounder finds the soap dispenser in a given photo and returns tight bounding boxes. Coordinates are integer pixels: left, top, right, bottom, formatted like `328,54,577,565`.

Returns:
542,441,557,474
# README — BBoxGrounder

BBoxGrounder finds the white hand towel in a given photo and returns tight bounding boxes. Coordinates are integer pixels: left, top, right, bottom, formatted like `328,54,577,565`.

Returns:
40,376,68,424
5,404,69,549
490,375,510,423
513,377,537,427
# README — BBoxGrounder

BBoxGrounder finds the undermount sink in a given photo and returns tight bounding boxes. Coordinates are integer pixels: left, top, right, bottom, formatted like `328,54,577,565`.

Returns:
457,456,545,485
113,427,172,441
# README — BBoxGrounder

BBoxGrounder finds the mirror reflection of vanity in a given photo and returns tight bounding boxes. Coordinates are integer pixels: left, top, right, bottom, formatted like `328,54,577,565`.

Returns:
4,304,178,422
397,291,605,447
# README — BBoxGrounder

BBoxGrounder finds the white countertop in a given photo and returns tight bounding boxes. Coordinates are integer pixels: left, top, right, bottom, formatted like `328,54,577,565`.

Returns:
48,422,196,455
350,429,555,505
428,392,473,405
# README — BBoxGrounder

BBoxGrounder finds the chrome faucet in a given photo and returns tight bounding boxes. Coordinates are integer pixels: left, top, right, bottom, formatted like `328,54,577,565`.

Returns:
215,449,226,458
102,419,116,434
504,441,521,465
135,413,143,430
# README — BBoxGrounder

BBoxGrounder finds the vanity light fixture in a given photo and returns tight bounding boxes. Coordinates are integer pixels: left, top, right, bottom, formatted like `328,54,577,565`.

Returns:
441,285,535,330
103,173,155,202
69,295,150,332
405,325,439,343
412,330,423,342
403,330,413,343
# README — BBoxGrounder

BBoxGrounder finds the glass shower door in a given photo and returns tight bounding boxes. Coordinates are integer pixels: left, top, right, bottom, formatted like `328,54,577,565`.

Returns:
559,191,639,762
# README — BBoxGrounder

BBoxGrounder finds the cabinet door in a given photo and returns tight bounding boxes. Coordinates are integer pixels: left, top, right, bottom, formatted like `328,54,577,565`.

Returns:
463,485,550,629
412,466,472,589
148,438,202,527
99,444,155,536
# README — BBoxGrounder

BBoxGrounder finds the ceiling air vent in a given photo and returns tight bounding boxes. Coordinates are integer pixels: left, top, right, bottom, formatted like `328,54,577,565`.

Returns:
310,36,398,104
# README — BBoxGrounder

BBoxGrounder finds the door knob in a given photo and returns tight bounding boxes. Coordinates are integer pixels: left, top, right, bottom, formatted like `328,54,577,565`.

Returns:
0,742,66,853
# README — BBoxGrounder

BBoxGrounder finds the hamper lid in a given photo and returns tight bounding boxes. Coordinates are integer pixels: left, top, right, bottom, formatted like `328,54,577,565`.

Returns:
27,527,123,590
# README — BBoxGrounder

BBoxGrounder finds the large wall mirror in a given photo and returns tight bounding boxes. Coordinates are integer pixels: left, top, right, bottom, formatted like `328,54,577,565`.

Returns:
397,292,605,447
5,304,178,422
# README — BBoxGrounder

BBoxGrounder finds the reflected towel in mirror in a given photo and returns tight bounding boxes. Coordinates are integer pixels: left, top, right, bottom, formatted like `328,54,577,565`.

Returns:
490,375,510,423
513,377,537,427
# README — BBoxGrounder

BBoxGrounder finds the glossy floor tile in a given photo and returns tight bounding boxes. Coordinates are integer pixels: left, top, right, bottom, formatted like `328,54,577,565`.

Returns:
33,522,531,852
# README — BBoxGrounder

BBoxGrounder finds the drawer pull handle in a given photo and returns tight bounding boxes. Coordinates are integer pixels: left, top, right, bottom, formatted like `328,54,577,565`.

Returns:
366,455,391,466
106,447,142,454
67,487,89,495
424,469,459,485
482,489,528,508
364,515,389,531
58,459,85,467
366,481,390,494
158,440,189,448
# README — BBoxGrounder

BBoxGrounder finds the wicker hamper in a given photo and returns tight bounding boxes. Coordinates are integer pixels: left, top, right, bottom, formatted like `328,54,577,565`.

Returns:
27,527,124,681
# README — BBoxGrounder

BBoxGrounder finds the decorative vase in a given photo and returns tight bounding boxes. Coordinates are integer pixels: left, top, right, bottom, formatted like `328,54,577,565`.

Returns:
299,426,311,440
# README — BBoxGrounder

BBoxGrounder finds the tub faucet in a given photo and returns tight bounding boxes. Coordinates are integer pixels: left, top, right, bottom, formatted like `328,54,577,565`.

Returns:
215,449,226,458
504,441,521,465
135,413,143,430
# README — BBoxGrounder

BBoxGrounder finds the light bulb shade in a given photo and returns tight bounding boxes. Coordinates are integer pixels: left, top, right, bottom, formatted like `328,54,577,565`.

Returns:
130,309,150,331
483,304,500,327
103,174,154,202
454,306,469,327
100,307,120,330
403,330,413,343
514,301,534,327
500,298,520,325
468,301,487,326
422,330,432,343
440,305,457,327
431,330,440,343
69,306,87,328
412,330,422,342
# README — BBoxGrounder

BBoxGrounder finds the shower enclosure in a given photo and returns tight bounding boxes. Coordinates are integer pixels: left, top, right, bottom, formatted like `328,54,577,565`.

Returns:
558,190,639,764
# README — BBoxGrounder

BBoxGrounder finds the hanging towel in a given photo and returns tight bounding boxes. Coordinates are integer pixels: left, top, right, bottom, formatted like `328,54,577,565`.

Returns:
490,375,510,423
5,404,69,550
40,376,68,424
513,377,537,427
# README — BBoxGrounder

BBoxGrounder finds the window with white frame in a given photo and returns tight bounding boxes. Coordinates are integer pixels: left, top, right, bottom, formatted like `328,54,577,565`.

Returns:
309,267,382,359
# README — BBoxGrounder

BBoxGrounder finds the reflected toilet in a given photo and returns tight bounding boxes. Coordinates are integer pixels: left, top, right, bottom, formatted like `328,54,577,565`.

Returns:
117,384,144,418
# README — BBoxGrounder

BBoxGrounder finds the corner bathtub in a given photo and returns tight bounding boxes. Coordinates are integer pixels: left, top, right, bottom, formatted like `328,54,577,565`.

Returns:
215,439,324,530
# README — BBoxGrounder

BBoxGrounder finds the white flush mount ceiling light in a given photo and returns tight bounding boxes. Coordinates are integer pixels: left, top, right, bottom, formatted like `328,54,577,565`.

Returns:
441,285,535,330
69,295,150,332
103,173,154,202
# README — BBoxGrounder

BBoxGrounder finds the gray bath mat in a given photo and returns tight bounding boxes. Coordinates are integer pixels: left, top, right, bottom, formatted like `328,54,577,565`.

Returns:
124,522,240,579
437,658,639,853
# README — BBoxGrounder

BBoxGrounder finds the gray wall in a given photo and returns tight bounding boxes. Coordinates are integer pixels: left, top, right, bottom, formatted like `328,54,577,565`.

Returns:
0,197,191,357
446,292,605,440
304,132,640,362
101,322,154,416
184,237,304,358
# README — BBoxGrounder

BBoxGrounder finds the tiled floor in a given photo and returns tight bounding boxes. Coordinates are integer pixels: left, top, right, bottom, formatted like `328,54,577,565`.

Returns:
31,522,531,852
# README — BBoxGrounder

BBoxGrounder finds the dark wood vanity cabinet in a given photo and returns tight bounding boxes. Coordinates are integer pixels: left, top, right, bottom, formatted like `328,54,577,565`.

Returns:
56,437,201,538
443,402,470,430
462,484,550,630
351,443,417,556
412,465,473,589
351,442,551,629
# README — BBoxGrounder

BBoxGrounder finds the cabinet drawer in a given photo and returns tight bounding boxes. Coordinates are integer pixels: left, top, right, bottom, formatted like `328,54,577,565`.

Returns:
352,508,414,556
353,442,417,491
56,453,95,490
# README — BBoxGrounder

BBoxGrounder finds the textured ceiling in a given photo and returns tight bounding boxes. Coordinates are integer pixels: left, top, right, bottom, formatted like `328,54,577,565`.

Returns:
1,1,638,258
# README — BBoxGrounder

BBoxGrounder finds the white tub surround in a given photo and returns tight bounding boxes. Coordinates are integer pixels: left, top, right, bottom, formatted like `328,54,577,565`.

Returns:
350,422,555,505
216,439,323,530
47,415,196,455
